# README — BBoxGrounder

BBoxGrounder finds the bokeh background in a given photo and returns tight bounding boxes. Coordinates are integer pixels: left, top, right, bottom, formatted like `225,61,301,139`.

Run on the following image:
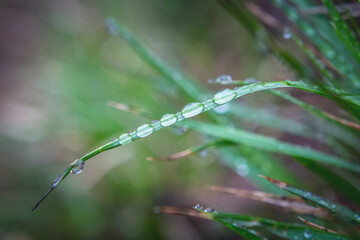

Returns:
0,0,345,239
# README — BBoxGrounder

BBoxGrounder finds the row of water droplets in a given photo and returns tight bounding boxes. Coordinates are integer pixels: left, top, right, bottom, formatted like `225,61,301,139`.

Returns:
114,75,241,147
60,75,241,179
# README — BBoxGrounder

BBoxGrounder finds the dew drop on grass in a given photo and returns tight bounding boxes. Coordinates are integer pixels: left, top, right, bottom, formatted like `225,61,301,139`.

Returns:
204,208,215,213
282,28,292,39
303,229,312,239
213,89,237,105
181,102,204,118
119,133,132,145
194,204,204,211
51,176,62,188
236,163,249,176
71,160,85,175
160,113,177,127
215,74,233,84
136,124,154,138
214,103,230,114
199,149,209,158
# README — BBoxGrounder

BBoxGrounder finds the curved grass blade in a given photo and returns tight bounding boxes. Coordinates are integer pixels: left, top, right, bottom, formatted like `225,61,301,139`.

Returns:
33,79,360,210
260,175,360,224
105,17,300,189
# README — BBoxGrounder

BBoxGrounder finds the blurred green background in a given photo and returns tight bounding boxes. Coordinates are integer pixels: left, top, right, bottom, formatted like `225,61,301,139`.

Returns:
0,0,339,239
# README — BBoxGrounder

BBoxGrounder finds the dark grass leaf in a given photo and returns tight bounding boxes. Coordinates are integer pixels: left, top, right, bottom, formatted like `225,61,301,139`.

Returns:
216,219,265,240
185,120,360,173
260,175,360,224
199,210,351,240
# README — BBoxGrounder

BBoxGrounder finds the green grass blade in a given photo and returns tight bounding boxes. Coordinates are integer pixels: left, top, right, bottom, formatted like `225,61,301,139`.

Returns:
216,219,265,240
261,176,360,224
185,120,360,173
197,209,351,240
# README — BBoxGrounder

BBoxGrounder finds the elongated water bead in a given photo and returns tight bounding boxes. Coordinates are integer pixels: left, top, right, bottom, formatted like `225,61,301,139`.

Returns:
136,124,154,138
213,89,237,105
181,102,204,118
160,113,177,127
119,133,132,145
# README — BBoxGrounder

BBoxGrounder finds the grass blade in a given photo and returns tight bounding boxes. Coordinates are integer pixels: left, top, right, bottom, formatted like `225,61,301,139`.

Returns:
185,120,360,173
260,175,360,224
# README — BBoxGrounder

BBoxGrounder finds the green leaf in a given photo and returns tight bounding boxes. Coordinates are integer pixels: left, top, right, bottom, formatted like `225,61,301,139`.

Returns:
261,176,360,224
202,210,351,240
185,120,360,173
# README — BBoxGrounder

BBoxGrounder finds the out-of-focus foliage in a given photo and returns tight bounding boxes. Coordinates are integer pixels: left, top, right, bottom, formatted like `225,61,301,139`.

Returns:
1,0,360,239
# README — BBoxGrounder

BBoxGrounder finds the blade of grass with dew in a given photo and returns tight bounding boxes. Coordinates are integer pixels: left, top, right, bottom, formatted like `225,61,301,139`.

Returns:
105,17,303,189
194,207,351,240
185,120,360,173
33,80,308,210
260,175,360,224
33,79,360,210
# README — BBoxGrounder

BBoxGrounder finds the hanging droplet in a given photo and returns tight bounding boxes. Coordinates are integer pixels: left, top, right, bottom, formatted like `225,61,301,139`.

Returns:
181,102,204,118
282,28,292,39
71,160,85,174
193,204,204,211
51,176,62,188
215,74,233,84
236,163,249,177
160,113,178,127
199,149,209,158
136,124,154,138
119,133,132,145
214,103,230,114
204,207,215,213
244,78,258,84
303,229,312,239
213,89,237,105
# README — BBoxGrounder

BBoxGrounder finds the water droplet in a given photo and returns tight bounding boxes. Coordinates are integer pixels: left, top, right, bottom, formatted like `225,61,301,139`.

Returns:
119,133,132,145
214,103,230,114
160,113,177,127
244,78,258,84
282,28,292,39
354,214,360,221
215,74,233,84
213,89,237,105
136,124,154,138
71,160,85,174
181,102,204,118
236,163,249,176
303,229,312,239
199,149,209,158
204,207,215,213
51,176,62,188
194,204,204,211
